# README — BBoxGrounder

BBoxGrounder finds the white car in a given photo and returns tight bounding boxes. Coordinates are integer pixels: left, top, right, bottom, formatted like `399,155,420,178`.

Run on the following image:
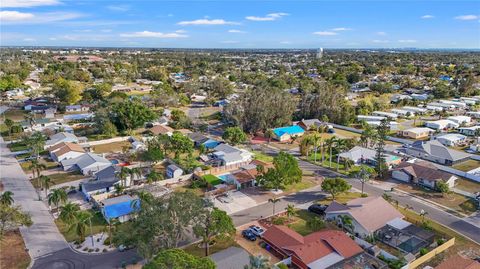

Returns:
249,225,265,237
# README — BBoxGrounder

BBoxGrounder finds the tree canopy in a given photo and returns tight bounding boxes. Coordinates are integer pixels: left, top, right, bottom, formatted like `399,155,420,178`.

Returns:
144,249,215,269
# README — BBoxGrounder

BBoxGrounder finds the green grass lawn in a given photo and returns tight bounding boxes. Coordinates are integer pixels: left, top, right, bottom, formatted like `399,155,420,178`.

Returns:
202,174,222,186
318,192,364,205
455,178,480,193
452,160,480,172
286,210,340,236
183,236,238,258
252,150,274,162
31,172,85,189
8,141,29,152
305,153,358,175
92,141,132,153
20,159,58,172
55,210,108,242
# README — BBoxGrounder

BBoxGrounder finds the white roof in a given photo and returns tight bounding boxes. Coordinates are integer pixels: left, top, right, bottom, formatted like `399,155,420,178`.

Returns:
447,116,471,121
403,127,434,134
436,133,467,141
386,217,412,230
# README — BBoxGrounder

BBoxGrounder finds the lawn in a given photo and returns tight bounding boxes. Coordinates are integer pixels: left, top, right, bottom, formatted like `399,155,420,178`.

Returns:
0,230,31,269
92,141,132,154
455,178,480,193
318,192,364,205
202,174,222,186
31,171,86,189
286,210,340,236
283,175,317,194
252,150,274,162
55,210,109,242
305,153,359,176
183,236,238,258
8,141,29,152
332,128,361,138
20,159,59,172
396,184,477,215
452,160,480,172
3,109,27,121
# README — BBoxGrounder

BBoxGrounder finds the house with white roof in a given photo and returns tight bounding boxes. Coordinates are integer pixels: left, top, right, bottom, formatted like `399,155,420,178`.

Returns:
447,116,471,125
372,111,398,120
61,153,112,175
45,132,80,148
459,126,480,136
398,127,434,140
390,109,414,118
466,111,480,119
435,133,467,147
212,144,253,166
424,120,459,130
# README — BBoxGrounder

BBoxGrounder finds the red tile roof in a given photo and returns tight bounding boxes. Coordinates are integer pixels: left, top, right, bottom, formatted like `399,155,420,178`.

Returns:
435,254,480,269
262,226,362,265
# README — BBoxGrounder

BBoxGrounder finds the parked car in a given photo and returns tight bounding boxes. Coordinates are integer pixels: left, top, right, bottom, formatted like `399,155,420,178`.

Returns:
308,204,327,215
249,225,265,237
242,229,257,241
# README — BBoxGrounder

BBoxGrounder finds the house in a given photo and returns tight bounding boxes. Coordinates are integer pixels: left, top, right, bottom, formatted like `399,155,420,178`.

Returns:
44,108,56,119
49,142,86,162
392,161,457,189
212,144,253,166
65,105,90,113
80,165,123,200
364,121,400,131
405,140,470,165
297,119,328,131
187,132,210,147
435,254,480,269
149,124,174,136
459,126,480,136
466,111,480,119
272,125,305,142
210,247,250,269
425,120,459,130
166,164,183,178
372,111,398,120
357,115,386,122
22,118,73,133
390,109,414,118
402,106,428,114
339,146,402,167
100,195,139,223
61,152,112,175
398,127,434,139
262,225,368,269
447,116,472,125
435,133,467,147
45,132,81,148
410,93,429,101
325,196,404,238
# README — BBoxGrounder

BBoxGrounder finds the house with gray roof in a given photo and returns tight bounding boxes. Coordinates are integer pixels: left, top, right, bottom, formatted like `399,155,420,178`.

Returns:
61,152,112,175
45,132,80,148
212,144,253,166
405,140,470,165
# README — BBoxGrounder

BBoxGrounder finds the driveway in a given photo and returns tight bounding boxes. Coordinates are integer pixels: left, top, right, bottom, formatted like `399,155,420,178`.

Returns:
0,136,68,259
214,191,258,215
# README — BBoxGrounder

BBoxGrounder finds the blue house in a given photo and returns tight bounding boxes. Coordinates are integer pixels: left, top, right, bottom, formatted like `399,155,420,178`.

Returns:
272,125,305,142
100,195,139,223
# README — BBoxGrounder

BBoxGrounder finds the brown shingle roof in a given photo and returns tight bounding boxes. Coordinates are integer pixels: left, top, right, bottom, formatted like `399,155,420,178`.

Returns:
394,161,453,182
149,125,174,135
435,254,480,269
52,142,85,157
262,226,362,265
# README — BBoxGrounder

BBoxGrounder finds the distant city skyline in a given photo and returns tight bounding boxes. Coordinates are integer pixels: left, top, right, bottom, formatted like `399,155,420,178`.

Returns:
1,0,479,49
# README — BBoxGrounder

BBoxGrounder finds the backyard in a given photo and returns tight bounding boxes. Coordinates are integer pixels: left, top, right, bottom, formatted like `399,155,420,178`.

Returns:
202,174,222,186
31,171,86,189
92,141,132,154
286,209,340,236
452,160,480,172
56,210,111,242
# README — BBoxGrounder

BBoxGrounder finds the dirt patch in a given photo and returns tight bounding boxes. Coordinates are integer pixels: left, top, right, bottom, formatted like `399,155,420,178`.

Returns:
0,230,31,269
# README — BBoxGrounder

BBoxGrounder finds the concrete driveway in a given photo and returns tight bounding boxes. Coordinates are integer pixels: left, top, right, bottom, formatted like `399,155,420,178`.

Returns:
0,136,68,259
214,191,258,215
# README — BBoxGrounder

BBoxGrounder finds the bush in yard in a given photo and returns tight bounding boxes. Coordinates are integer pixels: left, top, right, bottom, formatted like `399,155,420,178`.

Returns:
306,216,325,231
102,249,108,252
419,248,428,256
272,216,287,225
437,238,445,245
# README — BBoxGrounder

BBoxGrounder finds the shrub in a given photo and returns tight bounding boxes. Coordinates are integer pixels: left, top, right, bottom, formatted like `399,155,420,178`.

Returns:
103,237,111,245
272,216,287,225
102,249,108,253
437,238,445,245
277,264,288,269
83,247,88,251
361,193,368,198
419,248,428,256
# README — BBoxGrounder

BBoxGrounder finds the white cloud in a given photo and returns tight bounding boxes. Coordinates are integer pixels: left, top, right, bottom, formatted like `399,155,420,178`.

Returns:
280,41,292,44
221,40,239,44
376,31,387,36
455,15,479,20
313,31,338,36
421,15,434,19
228,29,246,33
177,19,239,25
0,11,34,21
331,27,352,31
23,37,36,42
398,39,417,43
245,12,288,21
1,0,60,8
0,11,82,24
49,37,57,40
107,5,129,12
372,39,389,43
120,31,188,38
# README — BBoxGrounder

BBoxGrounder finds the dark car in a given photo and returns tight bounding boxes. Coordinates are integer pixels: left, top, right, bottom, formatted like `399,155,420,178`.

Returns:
308,204,327,215
242,229,257,241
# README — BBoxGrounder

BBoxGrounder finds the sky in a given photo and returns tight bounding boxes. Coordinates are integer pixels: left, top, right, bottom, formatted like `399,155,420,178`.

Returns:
1,0,479,49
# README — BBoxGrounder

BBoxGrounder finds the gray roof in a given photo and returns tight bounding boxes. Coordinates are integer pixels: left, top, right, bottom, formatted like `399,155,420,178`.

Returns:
167,164,182,171
100,194,136,206
82,178,118,192
46,132,78,146
410,140,470,162
187,132,209,143
210,247,250,269
61,153,110,169
95,165,120,181
214,144,241,154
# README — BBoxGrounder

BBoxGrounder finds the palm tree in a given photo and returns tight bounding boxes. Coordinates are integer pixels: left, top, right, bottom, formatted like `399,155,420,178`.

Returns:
27,131,46,158
114,184,125,195
340,215,354,233
285,204,296,221
146,171,163,184
300,135,312,159
47,188,68,210
244,255,270,269
41,175,52,198
311,132,322,164
0,191,14,206
129,167,142,182
59,202,80,224
68,211,92,243
4,118,14,138
28,158,46,199
119,167,131,187
23,113,36,130
357,166,371,195
268,197,280,216
335,139,347,172
265,129,274,144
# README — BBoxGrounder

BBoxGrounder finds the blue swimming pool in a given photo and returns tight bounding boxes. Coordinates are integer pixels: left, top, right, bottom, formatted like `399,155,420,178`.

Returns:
218,174,231,182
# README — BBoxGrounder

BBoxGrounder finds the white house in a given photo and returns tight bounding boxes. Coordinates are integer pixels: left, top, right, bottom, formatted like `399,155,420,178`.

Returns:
372,111,398,119
357,115,386,122
390,109,415,118
435,133,467,147
45,132,80,148
49,142,86,162
212,144,253,166
402,106,428,114
61,153,111,175
466,111,480,119
459,126,480,136
424,120,459,130
447,116,471,125
166,164,183,178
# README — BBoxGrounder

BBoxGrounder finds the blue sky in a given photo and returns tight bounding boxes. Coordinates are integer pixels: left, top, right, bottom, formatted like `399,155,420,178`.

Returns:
1,0,479,48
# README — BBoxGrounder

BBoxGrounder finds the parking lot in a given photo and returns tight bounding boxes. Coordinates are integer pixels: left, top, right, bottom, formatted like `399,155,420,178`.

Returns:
214,190,259,214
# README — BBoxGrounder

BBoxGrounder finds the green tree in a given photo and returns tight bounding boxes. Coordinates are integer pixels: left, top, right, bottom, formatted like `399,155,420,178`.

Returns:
374,119,389,179
244,255,270,269
4,118,14,137
0,204,32,240
321,177,351,200
258,152,302,191
193,207,235,256
0,74,23,92
68,210,92,242
102,120,118,138
285,204,296,220
47,188,68,210
268,197,281,216
144,249,215,269
109,100,156,131
51,78,82,104
41,175,52,198
436,181,450,197
222,127,247,145
0,191,14,206
169,132,194,160
306,216,325,231
146,171,164,184
59,202,80,225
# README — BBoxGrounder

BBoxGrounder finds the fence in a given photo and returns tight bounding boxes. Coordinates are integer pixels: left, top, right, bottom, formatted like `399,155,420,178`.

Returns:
330,123,414,145
195,160,252,176
402,237,455,269
438,166,480,183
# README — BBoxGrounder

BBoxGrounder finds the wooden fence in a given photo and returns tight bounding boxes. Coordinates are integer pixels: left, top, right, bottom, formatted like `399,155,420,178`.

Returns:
402,237,455,269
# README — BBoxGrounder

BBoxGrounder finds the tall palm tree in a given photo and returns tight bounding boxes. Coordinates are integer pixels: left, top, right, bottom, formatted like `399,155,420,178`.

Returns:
0,191,14,206
68,211,92,243
357,166,371,195
28,131,46,158
28,158,46,195
311,132,322,164
326,137,336,168
300,135,313,159
41,175,52,198
119,167,131,187
285,204,296,221
420,210,429,222
268,197,280,216
47,188,68,210
335,139,347,172
129,167,142,182
265,129,274,144
244,255,270,269
59,202,80,224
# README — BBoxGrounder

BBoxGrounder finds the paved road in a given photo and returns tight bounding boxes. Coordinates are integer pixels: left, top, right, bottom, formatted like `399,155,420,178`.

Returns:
0,136,68,258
